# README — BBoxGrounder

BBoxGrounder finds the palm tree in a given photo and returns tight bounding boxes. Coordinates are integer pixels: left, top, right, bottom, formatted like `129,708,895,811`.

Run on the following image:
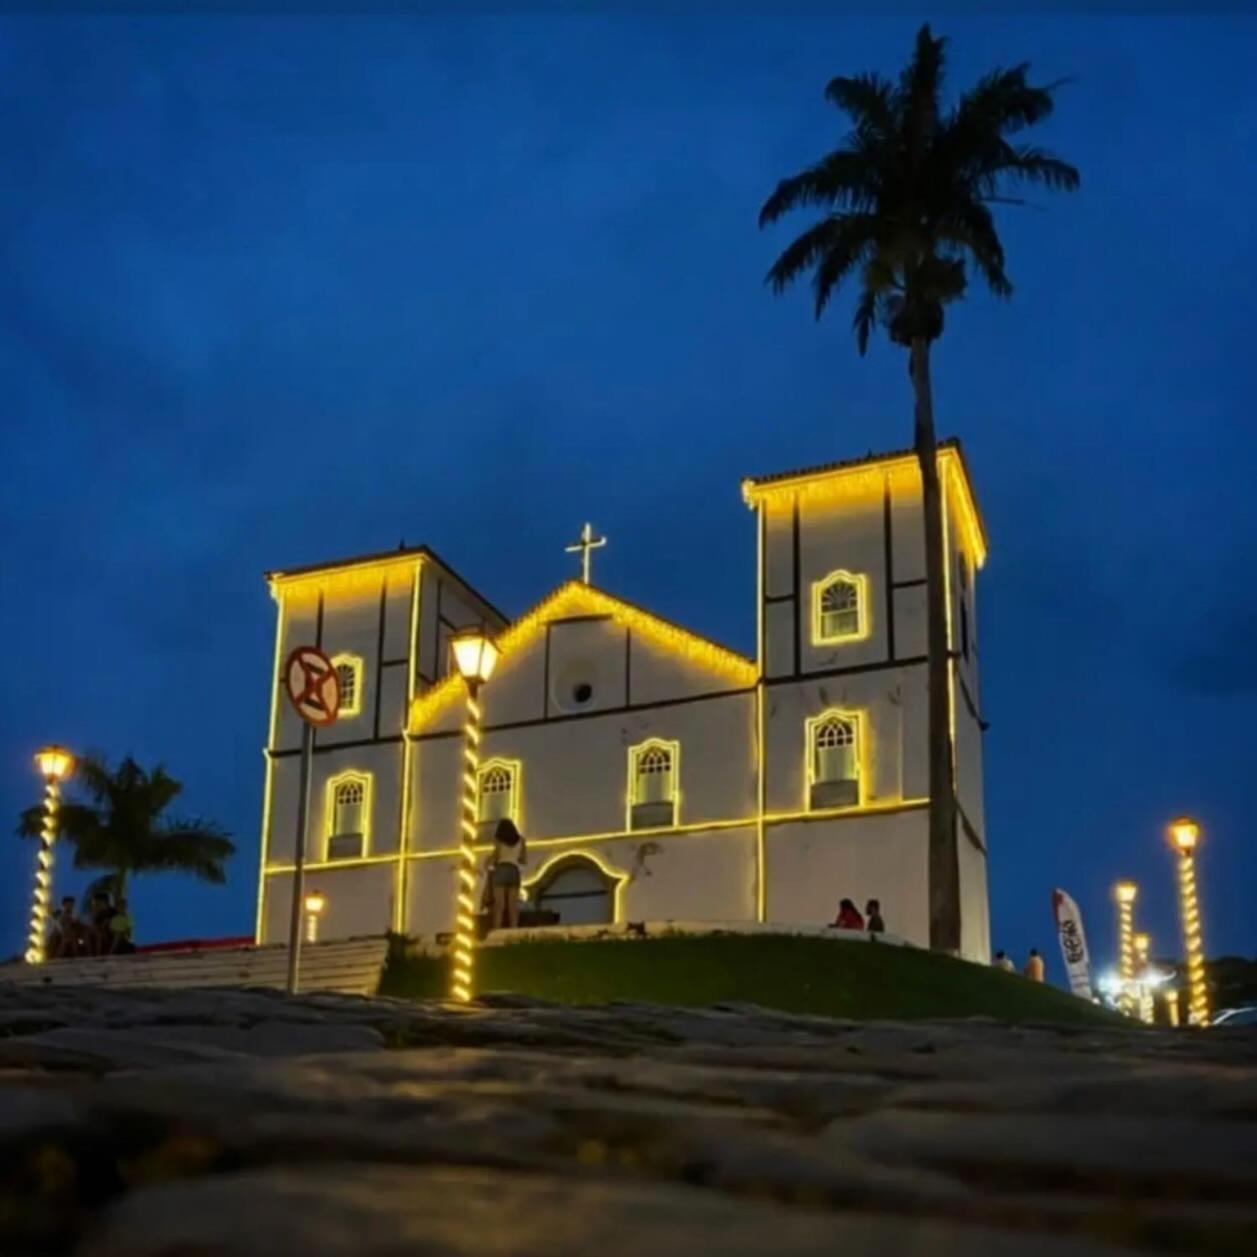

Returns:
760,26,1078,951
17,754,235,929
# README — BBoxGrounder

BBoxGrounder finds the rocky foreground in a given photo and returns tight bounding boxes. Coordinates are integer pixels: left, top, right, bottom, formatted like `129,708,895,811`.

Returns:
1,984,1255,1256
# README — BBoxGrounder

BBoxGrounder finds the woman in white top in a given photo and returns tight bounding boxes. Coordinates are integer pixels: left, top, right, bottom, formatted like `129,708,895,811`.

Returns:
488,818,527,930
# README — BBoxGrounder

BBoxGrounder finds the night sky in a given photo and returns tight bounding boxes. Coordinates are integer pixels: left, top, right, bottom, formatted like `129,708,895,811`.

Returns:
3,15,1254,982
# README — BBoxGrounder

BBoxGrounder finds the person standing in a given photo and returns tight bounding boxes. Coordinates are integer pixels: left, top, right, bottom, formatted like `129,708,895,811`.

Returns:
488,818,527,931
1024,949,1046,982
865,899,886,934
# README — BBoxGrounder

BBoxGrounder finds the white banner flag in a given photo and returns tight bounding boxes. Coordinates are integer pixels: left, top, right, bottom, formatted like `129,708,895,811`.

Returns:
1052,888,1093,1000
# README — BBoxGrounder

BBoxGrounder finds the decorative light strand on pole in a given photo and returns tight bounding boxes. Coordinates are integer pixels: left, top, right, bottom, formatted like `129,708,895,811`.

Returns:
1114,880,1138,1016
1167,817,1209,1027
1134,932,1154,1024
448,630,500,1005
452,683,483,1004
25,746,74,965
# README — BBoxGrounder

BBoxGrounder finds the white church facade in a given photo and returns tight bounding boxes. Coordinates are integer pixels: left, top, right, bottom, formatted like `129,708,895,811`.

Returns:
255,441,991,960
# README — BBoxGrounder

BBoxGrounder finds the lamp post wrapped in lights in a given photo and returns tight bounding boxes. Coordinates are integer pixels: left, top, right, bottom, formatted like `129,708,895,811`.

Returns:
448,630,500,1004
1167,816,1209,1026
1133,931,1154,1024
304,890,326,944
1113,880,1138,1016
25,746,75,964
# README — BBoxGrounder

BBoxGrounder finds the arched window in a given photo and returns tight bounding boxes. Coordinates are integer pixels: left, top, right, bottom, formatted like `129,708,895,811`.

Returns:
812,572,868,644
529,856,618,925
477,759,520,827
806,711,861,810
627,739,679,830
331,654,363,717
326,772,371,859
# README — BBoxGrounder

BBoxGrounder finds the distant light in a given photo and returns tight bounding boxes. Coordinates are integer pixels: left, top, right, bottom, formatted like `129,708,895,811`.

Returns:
1114,881,1138,904
304,891,327,916
34,746,74,782
451,632,500,685
1168,816,1200,852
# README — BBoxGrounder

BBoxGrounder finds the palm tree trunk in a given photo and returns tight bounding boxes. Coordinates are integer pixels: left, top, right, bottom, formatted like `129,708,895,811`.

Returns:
910,337,961,953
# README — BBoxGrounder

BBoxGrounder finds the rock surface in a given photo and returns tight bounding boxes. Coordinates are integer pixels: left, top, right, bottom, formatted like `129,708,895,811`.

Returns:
0,983,1253,1255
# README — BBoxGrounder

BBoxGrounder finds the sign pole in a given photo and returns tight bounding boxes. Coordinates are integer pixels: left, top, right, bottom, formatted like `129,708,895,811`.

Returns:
286,720,315,995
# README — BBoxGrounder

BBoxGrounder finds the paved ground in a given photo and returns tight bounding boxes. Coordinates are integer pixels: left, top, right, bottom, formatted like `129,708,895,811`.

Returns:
1,984,1254,1255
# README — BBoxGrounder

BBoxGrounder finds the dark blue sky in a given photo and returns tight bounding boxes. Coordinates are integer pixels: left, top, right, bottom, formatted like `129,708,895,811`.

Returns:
2,15,1253,981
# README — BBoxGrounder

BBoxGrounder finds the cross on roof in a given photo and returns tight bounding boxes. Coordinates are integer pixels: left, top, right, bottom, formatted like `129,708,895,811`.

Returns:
565,522,607,585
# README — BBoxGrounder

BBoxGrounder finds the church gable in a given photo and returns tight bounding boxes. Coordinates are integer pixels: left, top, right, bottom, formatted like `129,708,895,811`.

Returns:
408,581,756,734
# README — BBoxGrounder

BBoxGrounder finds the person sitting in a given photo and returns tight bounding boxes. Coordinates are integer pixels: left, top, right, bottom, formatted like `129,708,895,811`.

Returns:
992,950,1015,972
88,892,116,957
47,896,81,959
833,898,865,930
108,898,135,954
865,899,886,934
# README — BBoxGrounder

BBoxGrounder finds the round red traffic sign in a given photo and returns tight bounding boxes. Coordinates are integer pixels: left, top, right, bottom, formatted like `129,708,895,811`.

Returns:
284,646,341,727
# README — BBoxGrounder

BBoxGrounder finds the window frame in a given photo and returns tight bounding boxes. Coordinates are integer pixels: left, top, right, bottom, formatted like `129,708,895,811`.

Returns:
476,758,522,826
523,851,628,924
330,653,364,718
804,709,865,810
626,738,681,831
324,770,373,858
811,571,870,646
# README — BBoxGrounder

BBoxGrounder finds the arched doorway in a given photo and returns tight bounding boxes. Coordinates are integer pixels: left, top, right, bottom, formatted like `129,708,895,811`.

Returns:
531,856,615,925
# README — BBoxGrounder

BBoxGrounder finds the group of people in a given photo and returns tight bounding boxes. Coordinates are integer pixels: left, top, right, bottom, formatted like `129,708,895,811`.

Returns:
47,890,134,959
832,897,886,933
994,948,1044,982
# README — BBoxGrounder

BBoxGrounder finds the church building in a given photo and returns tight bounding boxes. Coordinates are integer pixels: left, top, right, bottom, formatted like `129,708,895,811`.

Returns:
255,440,991,960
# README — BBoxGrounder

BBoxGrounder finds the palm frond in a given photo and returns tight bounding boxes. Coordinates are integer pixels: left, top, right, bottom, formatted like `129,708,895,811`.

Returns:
139,821,237,884
900,24,947,150
824,72,895,137
758,149,881,226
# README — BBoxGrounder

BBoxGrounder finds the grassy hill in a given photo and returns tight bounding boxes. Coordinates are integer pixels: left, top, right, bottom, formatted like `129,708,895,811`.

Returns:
381,933,1123,1027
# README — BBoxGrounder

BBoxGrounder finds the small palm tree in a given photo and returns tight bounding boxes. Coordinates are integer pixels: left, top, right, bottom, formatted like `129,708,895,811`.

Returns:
760,25,1078,951
17,754,235,930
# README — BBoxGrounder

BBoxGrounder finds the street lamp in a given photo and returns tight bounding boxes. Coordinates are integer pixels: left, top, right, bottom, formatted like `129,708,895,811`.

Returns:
25,745,75,964
1113,880,1138,1016
304,890,327,944
1167,816,1209,1026
448,629,500,1004
1134,932,1153,1024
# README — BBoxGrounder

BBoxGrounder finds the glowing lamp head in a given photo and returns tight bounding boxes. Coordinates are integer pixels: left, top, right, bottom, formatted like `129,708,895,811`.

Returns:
1134,932,1150,956
451,631,500,685
304,891,327,916
34,746,74,782
1114,881,1138,905
1168,816,1200,852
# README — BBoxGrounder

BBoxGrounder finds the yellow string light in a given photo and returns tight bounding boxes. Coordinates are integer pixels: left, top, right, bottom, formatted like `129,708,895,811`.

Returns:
25,776,62,965
450,687,483,1004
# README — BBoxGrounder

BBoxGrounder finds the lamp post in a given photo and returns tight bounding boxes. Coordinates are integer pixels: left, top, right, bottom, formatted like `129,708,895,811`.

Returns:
1134,932,1154,1024
1167,816,1209,1026
304,890,326,944
25,746,75,964
448,630,500,1004
1113,880,1138,1016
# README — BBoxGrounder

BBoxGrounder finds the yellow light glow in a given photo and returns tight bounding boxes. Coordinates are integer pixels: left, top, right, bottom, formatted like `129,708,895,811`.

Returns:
304,891,327,915
268,554,426,603
742,447,987,570
396,567,424,937
451,631,500,685
1114,880,1138,1017
521,849,630,923
804,708,869,811
330,653,364,717
1168,816,1200,852
450,684,484,1003
24,774,64,965
1167,820,1209,1026
410,581,757,733
256,592,287,943
755,510,767,924
476,757,523,826
1114,881,1138,905
626,738,681,831
810,571,871,646
34,746,74,782
323,770,373,859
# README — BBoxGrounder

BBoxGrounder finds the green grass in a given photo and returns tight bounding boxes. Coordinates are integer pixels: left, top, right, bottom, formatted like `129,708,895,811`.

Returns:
380,934,1124,1027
